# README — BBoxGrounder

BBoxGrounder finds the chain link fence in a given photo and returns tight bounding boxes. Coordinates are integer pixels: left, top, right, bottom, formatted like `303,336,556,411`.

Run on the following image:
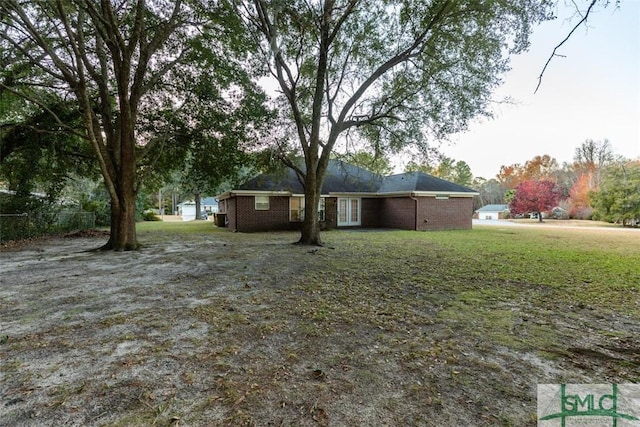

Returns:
0,211,96,242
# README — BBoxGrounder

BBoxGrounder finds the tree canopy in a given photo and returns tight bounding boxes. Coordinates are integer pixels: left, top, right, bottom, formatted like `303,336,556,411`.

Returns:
237,0,553,244
405,156,474,187
509,179,562,221
0,96,96,197
591,161,640,226
497,154,560,189
340,150,393,176
0,0,264,249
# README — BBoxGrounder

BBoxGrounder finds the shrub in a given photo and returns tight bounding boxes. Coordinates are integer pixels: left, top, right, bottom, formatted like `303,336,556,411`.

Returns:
143,210,161,221
81,198,110,226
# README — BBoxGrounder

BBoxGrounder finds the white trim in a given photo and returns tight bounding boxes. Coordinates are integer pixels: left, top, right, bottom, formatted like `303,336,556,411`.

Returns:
254,195,270,210
329,192,375,197
215,190,292,200
235,190,291,196
337,197,361,226
411,191,478,197
329,191,478,198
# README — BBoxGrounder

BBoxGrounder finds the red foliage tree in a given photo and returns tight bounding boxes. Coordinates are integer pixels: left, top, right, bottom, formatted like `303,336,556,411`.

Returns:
509,180,561,222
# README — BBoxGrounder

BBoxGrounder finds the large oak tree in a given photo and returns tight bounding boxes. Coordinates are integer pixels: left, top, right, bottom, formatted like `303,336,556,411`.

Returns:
0,0,252,250
236,0,553,245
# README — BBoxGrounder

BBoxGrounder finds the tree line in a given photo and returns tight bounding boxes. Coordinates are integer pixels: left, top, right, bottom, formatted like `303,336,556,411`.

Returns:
473,139,639,225
348,138,639,226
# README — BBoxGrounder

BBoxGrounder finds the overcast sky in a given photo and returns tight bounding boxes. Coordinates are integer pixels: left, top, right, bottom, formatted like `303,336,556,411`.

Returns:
431,1,640,180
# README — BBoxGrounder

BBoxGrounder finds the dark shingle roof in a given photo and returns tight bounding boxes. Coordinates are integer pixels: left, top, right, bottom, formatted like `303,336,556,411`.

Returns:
238,160,382,193
322,161,382,192
236,160,476,195
238,169,305,192
379,172,476,194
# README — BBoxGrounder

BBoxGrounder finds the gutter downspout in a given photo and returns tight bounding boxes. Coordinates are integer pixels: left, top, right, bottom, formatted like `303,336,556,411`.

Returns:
409,192,420,230
234,196,238,232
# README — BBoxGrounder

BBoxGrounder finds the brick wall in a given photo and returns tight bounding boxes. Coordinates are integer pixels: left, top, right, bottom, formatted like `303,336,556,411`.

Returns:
361,198,384,228
234,196,301,232
220,198,236,230
379,197,416,230
416,197,473,231
223,194,473,232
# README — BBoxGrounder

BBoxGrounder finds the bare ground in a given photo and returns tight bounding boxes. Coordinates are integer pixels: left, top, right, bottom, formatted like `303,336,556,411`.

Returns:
1,227,639,426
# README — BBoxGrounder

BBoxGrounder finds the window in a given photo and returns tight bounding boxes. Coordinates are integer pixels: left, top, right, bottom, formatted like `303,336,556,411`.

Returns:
290,196,304,222
255,195,270,210
350,198,359,223
318,198,326,222
290,197,326,222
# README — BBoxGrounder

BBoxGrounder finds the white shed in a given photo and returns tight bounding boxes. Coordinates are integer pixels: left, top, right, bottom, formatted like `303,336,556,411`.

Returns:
475,204,509,220
177,201,197,221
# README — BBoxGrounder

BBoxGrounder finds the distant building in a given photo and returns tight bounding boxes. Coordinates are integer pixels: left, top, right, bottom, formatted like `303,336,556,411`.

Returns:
177,201,197,221
474,204,509,220
177,197,218,221
201,197,218,214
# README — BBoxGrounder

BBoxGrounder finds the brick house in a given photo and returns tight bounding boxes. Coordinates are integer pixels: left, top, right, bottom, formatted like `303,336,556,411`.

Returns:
215,161,478,232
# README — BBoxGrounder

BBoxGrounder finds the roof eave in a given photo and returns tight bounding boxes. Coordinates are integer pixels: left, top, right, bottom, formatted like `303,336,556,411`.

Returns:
376,191,478,197
217,189,478,200
410,191,479,197
215,190,293,200
327,191,378,197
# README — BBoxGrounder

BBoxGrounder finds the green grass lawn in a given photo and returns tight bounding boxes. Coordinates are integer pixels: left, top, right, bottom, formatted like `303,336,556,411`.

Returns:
187,224,639,425
127,223,640,425
136,219,220,234
5,221,637,426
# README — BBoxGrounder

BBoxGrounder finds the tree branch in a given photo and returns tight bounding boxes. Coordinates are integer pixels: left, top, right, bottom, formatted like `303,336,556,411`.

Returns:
0,83,86,140
334,0,453,135
534,0,597,94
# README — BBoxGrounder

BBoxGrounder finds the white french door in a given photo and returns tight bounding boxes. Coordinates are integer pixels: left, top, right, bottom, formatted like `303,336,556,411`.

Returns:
337,198,361,226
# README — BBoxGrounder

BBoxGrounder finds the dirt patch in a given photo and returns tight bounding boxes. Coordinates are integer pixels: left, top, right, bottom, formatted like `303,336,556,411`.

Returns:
1,229,638,426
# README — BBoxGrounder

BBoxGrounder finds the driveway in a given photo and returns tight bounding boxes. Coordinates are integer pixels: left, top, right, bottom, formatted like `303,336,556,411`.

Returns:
473,218,640,233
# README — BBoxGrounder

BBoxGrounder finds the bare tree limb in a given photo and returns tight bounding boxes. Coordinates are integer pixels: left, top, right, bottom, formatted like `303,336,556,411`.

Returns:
534,0,597,94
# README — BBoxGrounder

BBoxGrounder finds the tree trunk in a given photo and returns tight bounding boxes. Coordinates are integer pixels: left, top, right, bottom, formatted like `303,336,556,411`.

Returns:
298,170,322,246
100,118,139,251
195,193,202,220
102,189,139,251
299,189,321,245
